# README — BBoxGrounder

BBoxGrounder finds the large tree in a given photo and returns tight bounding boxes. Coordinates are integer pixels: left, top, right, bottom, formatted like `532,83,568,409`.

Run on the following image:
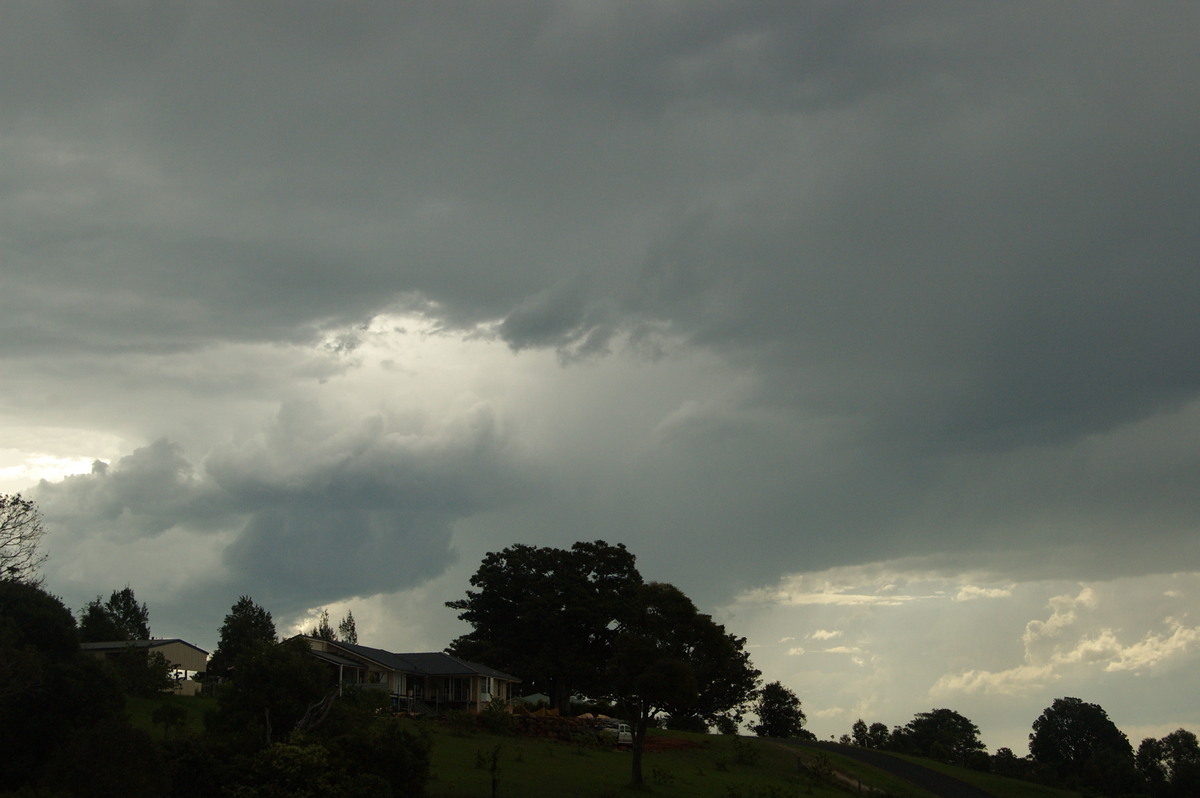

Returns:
209,595,277,678
753,681,808,739
890,708,987,765
446,540,643,711
606,581,760,786
79,586,151,642
210,637,331,746
1137,729,1200,798
1029,696,1137,794
0,493,47,585
0,579,125,790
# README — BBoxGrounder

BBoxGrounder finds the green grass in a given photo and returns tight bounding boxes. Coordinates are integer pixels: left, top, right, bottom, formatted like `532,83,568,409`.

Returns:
883,752,1081,798
125,693,215,739
419,723,933,798
120,702,1080,798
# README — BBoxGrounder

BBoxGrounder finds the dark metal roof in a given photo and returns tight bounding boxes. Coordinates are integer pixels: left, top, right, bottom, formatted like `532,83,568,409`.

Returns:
80,638,210,656
401,652,520,682
301,637,518,682
315,639,414,672
308,648,367,668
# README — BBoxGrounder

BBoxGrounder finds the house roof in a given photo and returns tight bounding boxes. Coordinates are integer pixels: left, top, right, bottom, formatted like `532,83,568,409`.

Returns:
308,648,367,669
300,637,519,682
80,638,210,656
309,638,413,672
401,652,520,683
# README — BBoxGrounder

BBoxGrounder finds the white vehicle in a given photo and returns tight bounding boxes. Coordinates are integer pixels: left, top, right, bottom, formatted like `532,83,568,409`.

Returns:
599,719,633,745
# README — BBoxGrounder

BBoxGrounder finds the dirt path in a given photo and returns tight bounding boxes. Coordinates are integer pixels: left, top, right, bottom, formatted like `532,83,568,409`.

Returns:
793,741,996,798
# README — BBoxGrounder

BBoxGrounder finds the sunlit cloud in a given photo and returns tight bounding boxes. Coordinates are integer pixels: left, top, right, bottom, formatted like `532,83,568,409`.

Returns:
932,587,1200,698
809,629,843,640
954,585,1013,601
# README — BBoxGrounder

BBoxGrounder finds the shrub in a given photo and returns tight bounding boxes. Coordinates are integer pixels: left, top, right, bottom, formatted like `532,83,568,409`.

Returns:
480,698,518,736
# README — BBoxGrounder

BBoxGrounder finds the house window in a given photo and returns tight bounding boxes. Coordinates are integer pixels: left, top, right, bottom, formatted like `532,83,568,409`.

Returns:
444,677,470,702
479,676,492,701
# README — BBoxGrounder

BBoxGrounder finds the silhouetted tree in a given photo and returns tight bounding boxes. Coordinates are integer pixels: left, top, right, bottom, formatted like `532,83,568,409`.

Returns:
753,681,808,739
890,708,986,766
448,540,643,711
209,595,276,678
0,493,47,585
0,579,125,791
337,610,358,644
1029,696,1137,795
80,586,150,641
991,746,1028,779
1137,729,1200,797
307,608,335,641
79,597,127,641
210,637,330,747
606,581,759,786
867,721,890,749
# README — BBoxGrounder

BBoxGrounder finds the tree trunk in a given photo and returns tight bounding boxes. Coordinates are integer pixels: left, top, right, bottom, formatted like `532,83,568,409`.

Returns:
550,679,571,714
630,704,649,787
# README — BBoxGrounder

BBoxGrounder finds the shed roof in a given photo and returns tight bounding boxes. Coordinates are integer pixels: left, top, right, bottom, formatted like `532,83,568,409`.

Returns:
80,638,210,656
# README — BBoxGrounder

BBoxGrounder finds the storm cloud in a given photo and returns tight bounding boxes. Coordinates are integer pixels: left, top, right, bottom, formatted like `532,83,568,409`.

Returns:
4,1,1199,749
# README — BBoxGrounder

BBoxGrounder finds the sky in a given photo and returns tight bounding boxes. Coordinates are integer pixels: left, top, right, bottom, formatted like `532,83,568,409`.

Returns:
3,1,1199,753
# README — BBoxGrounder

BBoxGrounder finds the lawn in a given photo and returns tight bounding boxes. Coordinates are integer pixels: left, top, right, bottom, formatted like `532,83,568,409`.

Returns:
419,723,938,798
122,699,1079,798
125,693,215,739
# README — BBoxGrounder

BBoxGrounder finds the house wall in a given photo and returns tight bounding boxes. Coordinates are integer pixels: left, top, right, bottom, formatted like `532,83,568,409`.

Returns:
153,641,208,673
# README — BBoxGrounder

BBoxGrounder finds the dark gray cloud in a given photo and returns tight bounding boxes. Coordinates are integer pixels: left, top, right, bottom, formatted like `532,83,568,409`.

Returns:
34,396,524,616
5,2,1200,735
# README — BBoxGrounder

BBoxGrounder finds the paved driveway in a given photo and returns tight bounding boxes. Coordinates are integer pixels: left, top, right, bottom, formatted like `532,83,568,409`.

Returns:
797,741,996,798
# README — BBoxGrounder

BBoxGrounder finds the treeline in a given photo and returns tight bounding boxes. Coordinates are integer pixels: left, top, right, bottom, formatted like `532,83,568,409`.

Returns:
841,700,1200,797
0,580,429,798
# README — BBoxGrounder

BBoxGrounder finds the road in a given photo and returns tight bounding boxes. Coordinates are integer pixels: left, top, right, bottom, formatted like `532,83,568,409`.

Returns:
796,741,996,798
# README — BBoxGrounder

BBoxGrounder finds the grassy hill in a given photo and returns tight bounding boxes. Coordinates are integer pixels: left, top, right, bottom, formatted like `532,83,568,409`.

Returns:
420,722,1089,798
124,697,1081,797
422,723,900,798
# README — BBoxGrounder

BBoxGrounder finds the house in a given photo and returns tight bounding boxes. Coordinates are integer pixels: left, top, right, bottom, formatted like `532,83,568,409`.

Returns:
298,636,520,714
81,638,209,696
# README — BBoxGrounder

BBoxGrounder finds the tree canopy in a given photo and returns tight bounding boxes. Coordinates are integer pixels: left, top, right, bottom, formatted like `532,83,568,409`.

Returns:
0,493,48,585
304,608,357,644
448,542,759,787
1137,729,1200,797
606,581,760,786
891,708,987,766
447,540,643,711
79,586,151,642
752,681,808,739
209,595,277,678
0,579,125,790
851,718,891,749
211,637,331,746
309,608,336,641
1029,696,1137,794
337,610,357,645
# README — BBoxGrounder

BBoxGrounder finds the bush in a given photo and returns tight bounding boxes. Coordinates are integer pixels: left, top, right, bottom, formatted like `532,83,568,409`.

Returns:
445,709,478,736
733,736,762,765
480,698,518,736
41,718,167,798
325,719,432,797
